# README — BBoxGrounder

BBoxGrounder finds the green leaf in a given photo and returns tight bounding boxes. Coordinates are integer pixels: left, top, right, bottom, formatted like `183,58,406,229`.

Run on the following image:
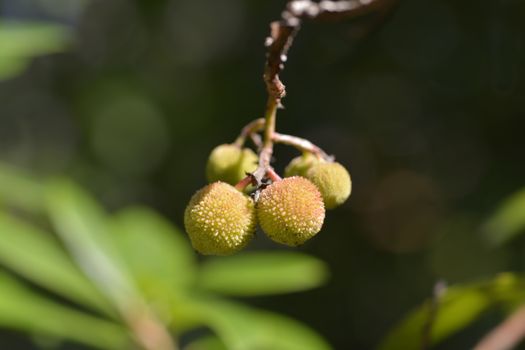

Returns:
45,178,141,310
0,57,28,81
0,21,71,57
0,20,71,80
379,285,490,350
377,273,525,350
197,252,329,296
0,162,46,211
188,298,331,350
0,272,129,350
483,188,525,245
110,207,197,304
0,212,111,313
488,273,525,308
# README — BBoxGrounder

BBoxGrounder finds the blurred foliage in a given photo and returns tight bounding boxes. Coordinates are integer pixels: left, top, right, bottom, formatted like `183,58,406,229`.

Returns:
0,20,71,80
196,252,328,297
379,187,525,349
1,0,525,349
380,274,525,350
482,188,525,246
0,163,330,349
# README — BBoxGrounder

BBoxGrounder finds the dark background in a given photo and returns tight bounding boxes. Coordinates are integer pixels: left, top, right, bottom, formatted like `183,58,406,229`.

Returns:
1,0,525,348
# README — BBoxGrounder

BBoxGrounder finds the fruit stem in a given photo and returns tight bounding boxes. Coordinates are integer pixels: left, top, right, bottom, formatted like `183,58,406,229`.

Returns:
235,175,254,191
267,168,282,182
262,97,277,156
234,118,266,147
251,98,279,184
272,132,333,161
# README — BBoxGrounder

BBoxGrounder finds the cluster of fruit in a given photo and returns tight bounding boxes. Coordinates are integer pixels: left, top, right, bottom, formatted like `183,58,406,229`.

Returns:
184,142,351,255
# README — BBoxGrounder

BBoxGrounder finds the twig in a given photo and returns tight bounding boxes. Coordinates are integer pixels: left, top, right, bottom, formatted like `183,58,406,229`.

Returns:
267,168,283,182
286,0,391,21
234,118,266,147
272,132,333,161
234,119,334,165
474,305,525,350
252,0,384,187
252,99,278,185
235,175,254,191
264,22,298,102
250,132,263,150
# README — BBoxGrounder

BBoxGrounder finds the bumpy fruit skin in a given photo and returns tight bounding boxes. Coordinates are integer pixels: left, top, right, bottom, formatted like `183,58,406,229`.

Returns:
206,144,258,185
184,182,256,255
257,177,325,246
307,162,351,209
284,153,320,178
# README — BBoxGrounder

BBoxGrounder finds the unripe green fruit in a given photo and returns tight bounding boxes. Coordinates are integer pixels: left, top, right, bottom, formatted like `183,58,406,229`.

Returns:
257,177,325,246
284,153,320,178
306,162,351,209
206,144,258,185
184,182,256,255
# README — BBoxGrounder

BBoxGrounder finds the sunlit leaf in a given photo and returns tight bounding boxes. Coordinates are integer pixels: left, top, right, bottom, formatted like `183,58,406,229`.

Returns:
111,207,197,305
0,163,45,211
0,212,111,313
488,273,525,308
483,188,525,245
0,20,71,80
197,252,329,296
250,309,331,350
45,178,141,310
379,285,490,350
211,300,331,350
0,272,129,350
165,293,331,348
379,273,525,350
185,297,331,350
429,288,491,344
0,21,71,57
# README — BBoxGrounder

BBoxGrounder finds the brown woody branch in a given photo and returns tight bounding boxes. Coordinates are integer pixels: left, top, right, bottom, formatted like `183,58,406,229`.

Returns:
248,0,385,187
286,0,391,21
264,23,298,102
264,0,385,103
